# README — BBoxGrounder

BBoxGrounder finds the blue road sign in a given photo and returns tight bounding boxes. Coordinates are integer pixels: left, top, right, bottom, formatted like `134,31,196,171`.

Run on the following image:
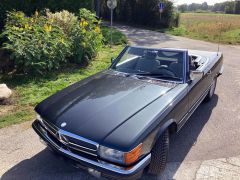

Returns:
159,2,165,10
159,2,164,19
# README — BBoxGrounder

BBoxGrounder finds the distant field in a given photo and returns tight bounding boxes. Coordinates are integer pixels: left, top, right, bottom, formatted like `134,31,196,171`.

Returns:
168,13,240,44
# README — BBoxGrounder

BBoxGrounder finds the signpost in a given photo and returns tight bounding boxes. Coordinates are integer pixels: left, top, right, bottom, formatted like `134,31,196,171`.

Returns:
107,0,117,48
159,2,165,20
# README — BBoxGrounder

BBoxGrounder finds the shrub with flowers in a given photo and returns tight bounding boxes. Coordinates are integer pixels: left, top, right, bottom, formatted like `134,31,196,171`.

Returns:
1,11,71,74
46,9,78,36
45,8,103,65
70,8,103,64
1,8,103,74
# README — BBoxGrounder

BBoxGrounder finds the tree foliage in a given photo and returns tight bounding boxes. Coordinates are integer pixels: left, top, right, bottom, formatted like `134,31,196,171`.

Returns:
224,1,235,14
0,0,92,32
178,0,240,14
235,0,240,14
178,4,188,13
100,0,179,28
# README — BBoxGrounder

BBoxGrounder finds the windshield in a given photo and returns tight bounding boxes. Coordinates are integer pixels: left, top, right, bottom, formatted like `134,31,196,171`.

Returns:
111,47,185,82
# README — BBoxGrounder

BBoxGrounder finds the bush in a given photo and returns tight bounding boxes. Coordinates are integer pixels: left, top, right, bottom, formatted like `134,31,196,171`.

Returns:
171,12,180,27
1,11,72,74
71,8,103,64
47,9,103,64
0,0,92,32
1,9,103,74
46,9,78,35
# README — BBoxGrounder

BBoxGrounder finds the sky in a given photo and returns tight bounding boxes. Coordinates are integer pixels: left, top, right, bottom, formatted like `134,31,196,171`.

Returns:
174,0,231,5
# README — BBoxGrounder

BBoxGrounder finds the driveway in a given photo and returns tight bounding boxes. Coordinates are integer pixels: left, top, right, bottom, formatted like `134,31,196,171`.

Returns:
1,26,240,180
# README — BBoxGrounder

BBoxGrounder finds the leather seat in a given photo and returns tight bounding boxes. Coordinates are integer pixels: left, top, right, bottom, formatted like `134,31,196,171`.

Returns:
169,62,183,77
135,52,160,72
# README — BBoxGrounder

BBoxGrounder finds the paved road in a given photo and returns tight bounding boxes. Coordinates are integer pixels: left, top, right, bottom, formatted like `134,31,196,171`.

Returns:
1,26,240,180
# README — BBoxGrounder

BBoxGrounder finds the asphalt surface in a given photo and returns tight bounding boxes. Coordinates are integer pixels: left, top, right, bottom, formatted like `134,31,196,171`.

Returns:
1,26,240,180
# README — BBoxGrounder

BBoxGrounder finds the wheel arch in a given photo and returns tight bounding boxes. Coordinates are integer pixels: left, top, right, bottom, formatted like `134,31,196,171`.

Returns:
151,119,177,149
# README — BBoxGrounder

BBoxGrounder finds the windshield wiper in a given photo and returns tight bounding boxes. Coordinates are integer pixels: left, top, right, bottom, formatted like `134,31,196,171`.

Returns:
133,73,182,81
154,75,182,81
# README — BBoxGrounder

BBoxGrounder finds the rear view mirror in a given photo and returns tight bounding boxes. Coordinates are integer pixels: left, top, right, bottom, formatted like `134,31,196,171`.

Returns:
190,70,203,81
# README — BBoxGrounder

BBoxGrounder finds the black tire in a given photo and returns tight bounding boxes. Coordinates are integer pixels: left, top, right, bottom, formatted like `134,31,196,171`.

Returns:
204,78,217,102
147,129,169,175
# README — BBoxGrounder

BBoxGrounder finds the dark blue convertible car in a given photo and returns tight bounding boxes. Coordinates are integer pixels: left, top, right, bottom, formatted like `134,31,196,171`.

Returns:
32,46,223,179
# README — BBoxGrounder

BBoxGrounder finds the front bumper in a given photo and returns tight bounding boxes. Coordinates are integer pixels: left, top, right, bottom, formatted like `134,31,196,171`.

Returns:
32,120,151,178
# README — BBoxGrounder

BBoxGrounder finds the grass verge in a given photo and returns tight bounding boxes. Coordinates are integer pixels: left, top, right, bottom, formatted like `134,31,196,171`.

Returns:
102,26,128,45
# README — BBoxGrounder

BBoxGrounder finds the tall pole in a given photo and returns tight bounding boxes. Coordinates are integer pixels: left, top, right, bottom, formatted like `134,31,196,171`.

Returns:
110,8,113,48
159,2,164,21
217,16,223,56
95,0,101,18
107,0,117,48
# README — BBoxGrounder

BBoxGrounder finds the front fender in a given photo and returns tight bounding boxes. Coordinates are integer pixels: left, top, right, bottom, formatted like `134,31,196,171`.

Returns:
141,119,177,156
151,119,176,149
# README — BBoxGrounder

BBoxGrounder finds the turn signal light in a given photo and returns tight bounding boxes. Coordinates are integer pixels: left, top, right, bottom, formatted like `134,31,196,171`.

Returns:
124,143,143,165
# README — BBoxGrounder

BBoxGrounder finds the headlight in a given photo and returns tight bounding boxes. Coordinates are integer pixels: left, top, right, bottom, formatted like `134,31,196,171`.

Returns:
99,146,125,164
99,143,142,165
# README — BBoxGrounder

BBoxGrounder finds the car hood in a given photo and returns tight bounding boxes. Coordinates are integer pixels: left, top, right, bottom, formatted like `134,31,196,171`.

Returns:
35,71,177,143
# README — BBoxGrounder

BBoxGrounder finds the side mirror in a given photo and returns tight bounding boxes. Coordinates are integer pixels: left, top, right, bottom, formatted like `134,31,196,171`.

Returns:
190,70,203,81
111,57,115,63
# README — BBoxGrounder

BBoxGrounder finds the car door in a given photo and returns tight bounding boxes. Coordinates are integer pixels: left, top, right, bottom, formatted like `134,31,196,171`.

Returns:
187,62,213,113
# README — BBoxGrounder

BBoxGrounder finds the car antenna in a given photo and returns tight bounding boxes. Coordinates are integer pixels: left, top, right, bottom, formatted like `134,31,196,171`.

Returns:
217,16,223,56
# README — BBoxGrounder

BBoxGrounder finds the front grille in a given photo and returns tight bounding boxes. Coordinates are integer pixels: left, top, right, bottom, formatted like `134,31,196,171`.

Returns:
42,119,58,135
40,119,98,157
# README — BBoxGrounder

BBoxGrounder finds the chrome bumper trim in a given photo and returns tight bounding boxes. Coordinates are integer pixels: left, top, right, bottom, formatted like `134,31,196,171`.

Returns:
38,119,99,156
33,120,151,176
60,148,151,175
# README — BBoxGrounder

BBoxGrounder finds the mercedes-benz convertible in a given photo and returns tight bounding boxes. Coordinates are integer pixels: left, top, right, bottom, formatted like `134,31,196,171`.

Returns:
32,46,223,179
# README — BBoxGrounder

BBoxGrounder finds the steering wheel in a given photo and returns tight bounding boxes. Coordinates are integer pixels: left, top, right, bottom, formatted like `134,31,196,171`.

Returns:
157,66,178,77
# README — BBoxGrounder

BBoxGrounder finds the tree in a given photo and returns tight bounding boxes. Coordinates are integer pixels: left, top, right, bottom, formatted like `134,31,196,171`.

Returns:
212,3,225,12
225,1,235,14
178,4,188,13
100,0,177,28
188,3,202,11
201,2,208,10
177,1,240,14
93,0,100,17
235,0,240,14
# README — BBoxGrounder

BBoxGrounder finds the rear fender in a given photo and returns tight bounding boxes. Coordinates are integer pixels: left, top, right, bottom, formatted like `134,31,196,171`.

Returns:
217,65,224,77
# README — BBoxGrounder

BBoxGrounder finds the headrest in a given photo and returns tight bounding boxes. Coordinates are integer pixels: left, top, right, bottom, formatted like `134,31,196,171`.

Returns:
144,51,158,59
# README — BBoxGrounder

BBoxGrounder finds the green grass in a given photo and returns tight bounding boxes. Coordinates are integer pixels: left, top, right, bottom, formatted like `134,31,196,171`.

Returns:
166,13,240,44
0,110,34,128
102,26,128,45
0,45,124,128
